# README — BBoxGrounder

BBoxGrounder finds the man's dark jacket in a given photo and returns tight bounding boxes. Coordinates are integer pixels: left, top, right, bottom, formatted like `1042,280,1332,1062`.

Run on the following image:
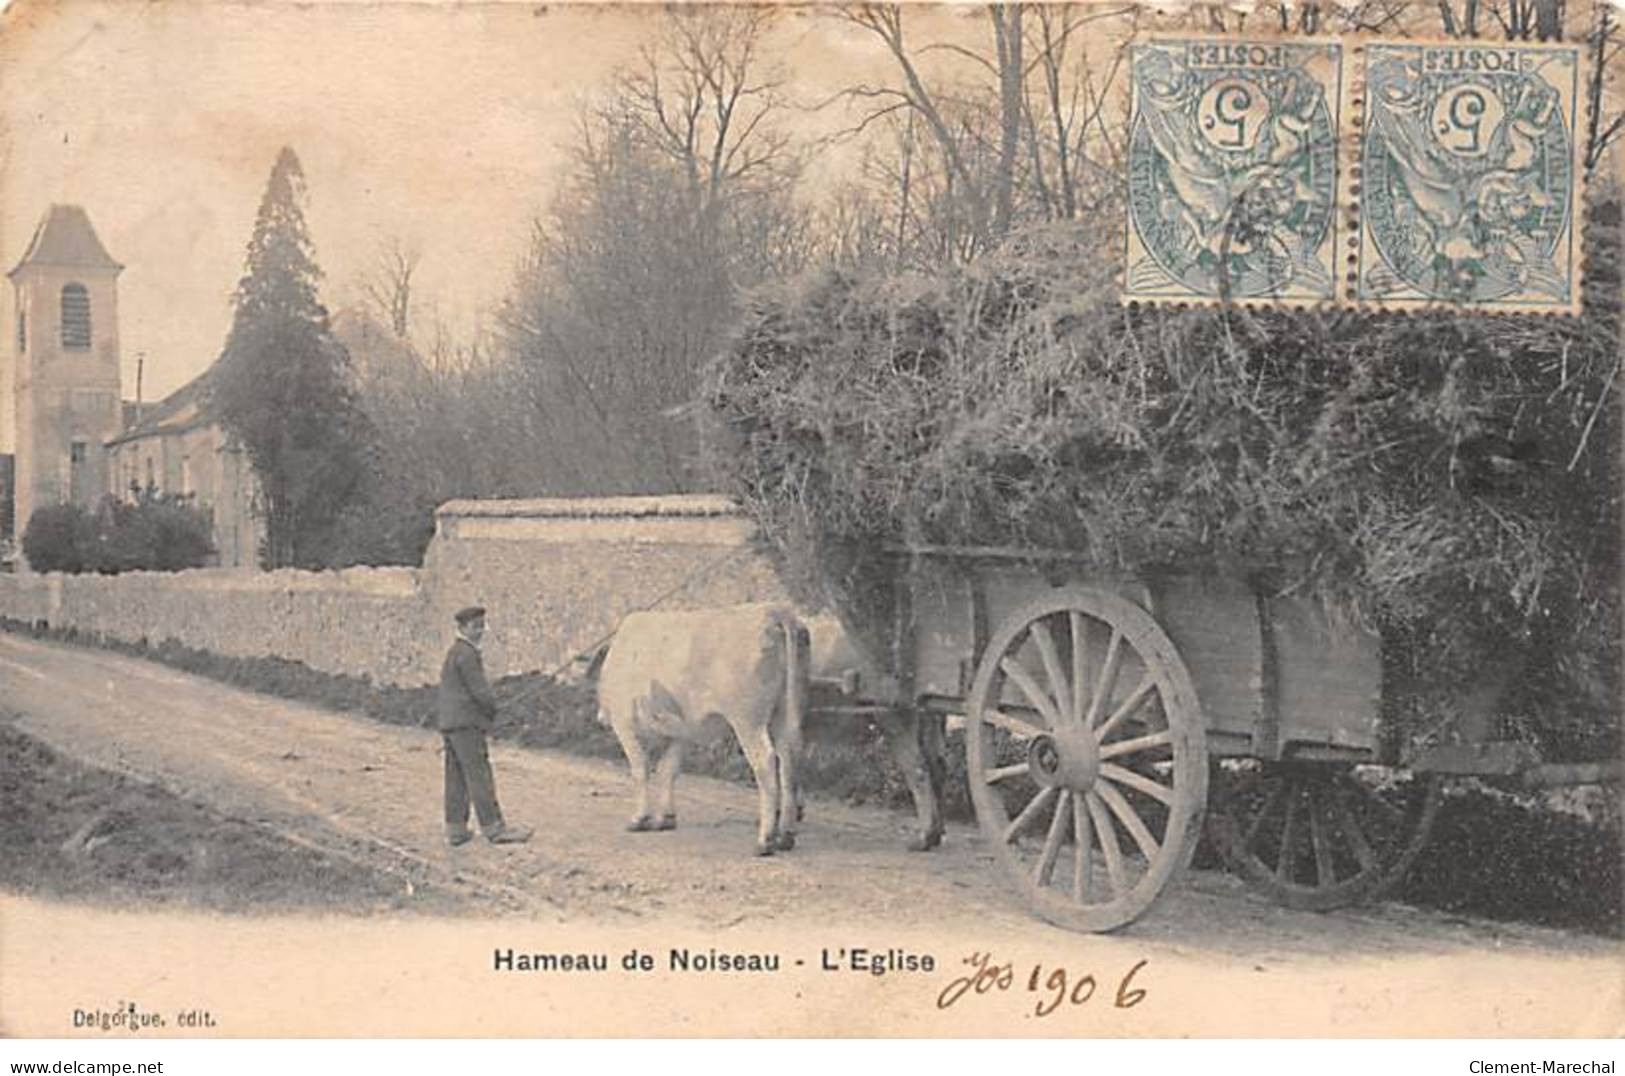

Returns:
437,637,498,732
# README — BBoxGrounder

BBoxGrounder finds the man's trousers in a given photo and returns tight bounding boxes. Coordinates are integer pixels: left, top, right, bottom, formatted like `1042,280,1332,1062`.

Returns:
442,728,504,833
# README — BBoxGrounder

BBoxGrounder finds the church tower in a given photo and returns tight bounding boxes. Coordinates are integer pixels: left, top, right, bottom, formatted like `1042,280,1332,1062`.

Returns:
7,205,123,538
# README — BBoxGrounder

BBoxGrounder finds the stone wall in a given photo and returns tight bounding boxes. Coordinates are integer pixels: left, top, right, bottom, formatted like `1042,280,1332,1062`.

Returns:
0,565,430,685
0,495,788,686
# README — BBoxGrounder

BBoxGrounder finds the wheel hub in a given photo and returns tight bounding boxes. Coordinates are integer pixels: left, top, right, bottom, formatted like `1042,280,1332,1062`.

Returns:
1028,726,1100,793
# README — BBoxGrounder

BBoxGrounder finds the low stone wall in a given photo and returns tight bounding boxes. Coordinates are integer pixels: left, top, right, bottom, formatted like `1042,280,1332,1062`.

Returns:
0,495,789,686
0,565,430,685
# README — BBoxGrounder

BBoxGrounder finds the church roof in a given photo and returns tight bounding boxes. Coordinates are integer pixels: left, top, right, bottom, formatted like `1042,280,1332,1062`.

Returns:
104,305,411,449
108,370,213,446
8,205,122,278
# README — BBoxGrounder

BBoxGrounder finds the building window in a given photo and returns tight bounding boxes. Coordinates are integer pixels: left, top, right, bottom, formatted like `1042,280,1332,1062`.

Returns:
61,283,91,350
70,441,87,464
16,310,24,354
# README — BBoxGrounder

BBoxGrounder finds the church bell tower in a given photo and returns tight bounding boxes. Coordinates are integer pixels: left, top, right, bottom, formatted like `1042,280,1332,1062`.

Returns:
8,205,124,538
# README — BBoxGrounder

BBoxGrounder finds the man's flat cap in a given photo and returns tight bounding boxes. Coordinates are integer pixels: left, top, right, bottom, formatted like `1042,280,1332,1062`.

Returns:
454,605,487,625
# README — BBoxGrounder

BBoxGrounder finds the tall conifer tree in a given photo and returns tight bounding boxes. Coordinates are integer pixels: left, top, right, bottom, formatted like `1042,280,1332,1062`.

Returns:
213,147,367,568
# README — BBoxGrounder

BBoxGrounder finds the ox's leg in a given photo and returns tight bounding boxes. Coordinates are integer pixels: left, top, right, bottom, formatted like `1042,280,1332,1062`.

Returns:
651,740,684,830
607,706,658,832
878,708,947,851
772,709,801,852
920,710,948,846
737,726,782,857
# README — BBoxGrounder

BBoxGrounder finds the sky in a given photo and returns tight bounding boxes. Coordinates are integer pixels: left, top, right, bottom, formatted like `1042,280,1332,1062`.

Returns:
0,0,946,450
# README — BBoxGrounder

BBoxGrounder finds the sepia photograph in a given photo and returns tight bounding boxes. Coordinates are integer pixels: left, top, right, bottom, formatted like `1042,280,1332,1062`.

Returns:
0,0,1620,1052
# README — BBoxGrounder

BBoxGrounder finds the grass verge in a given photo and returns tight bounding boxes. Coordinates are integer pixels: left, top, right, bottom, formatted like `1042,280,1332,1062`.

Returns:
0,717,494,916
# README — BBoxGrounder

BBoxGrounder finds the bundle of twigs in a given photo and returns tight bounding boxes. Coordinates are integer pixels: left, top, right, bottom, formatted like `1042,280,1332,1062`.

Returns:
705,194,1621,761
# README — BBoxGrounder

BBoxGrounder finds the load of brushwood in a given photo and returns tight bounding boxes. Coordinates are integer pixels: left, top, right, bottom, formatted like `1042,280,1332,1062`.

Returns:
704,194,1621,763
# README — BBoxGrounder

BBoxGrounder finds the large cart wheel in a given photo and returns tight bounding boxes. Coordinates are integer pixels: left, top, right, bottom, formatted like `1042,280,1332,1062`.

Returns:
966,587,1208,933
1207,761,1441,911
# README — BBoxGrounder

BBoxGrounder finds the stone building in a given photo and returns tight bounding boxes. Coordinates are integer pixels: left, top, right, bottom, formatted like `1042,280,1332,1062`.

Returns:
7,205,124,535
105,372,261,568
6,205,261,567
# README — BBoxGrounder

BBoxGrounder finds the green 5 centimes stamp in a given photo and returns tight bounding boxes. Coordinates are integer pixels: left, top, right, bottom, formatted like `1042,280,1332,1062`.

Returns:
1125,38,1342,304
1358,41,1584,313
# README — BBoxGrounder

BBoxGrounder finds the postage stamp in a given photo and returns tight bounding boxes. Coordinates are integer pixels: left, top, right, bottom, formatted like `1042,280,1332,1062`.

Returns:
1124,37,1343,305
1356,40,1585,313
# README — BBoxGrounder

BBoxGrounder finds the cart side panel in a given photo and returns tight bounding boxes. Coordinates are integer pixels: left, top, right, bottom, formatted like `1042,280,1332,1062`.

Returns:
1148,575,1264,747
1267,597,1382,755
911,561,1158,707
910,566,974,702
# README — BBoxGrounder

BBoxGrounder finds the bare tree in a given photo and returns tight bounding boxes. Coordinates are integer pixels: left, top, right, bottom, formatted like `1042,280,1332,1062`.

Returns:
615,5,795,211
835,4,1002,251
828,3,1136,263
1024,4,1137,220
359,236,421,340
494,6,807,496
1585,0,1625,170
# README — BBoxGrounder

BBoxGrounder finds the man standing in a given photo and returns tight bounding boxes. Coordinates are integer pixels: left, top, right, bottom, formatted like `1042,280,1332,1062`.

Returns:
439,605,531,846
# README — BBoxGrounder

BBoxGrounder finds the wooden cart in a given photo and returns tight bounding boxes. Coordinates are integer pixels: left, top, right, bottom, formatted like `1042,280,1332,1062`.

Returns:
821,543,1613,933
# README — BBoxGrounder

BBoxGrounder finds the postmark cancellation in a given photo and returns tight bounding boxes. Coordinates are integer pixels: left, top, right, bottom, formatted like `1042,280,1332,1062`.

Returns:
1125,38,1344,305
1355,40,1585,314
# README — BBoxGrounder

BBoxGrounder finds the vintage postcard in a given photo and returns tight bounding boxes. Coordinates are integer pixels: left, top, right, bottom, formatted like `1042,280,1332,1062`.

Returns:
0,0,1620,1054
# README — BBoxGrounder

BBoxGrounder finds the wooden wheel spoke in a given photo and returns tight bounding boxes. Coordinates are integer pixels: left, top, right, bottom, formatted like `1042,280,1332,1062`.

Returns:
1003,785,1058,844
1275,791,1301,882
1093,674,1157,744
1214,766,1437,912
1072,794,1093,903
1347,775,1406,829
965,588,1206,932
1098,728,1171,761
1084,792,1127,898
980,706,1044,740
985,762,1030,785
1069,612,1090,727
1099,762,1175,807
1308,789,1337,888
1095,781,1162,862
1333,785,1380,873
1034,790,1072,887
1029,621,1073,726
999,658,1063,729
1242,780,1286,849
1083,629,1124,729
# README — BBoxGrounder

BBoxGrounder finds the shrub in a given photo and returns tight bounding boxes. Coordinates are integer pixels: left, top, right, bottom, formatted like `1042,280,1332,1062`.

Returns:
21,504,97,573
21,494,213,574
96,493,215,572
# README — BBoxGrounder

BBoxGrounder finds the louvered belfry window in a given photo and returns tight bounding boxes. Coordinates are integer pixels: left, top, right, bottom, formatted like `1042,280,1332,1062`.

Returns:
61,283,91,350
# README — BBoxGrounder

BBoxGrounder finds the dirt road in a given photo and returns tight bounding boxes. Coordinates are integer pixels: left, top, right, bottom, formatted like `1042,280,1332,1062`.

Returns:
1,632,1619,1036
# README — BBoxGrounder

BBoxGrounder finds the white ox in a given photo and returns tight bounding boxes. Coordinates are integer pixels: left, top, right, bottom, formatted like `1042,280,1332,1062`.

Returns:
596,604,808,856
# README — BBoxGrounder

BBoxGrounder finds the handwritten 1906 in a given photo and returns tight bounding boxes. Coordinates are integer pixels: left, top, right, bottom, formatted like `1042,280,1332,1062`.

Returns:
936,952,1149,1018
